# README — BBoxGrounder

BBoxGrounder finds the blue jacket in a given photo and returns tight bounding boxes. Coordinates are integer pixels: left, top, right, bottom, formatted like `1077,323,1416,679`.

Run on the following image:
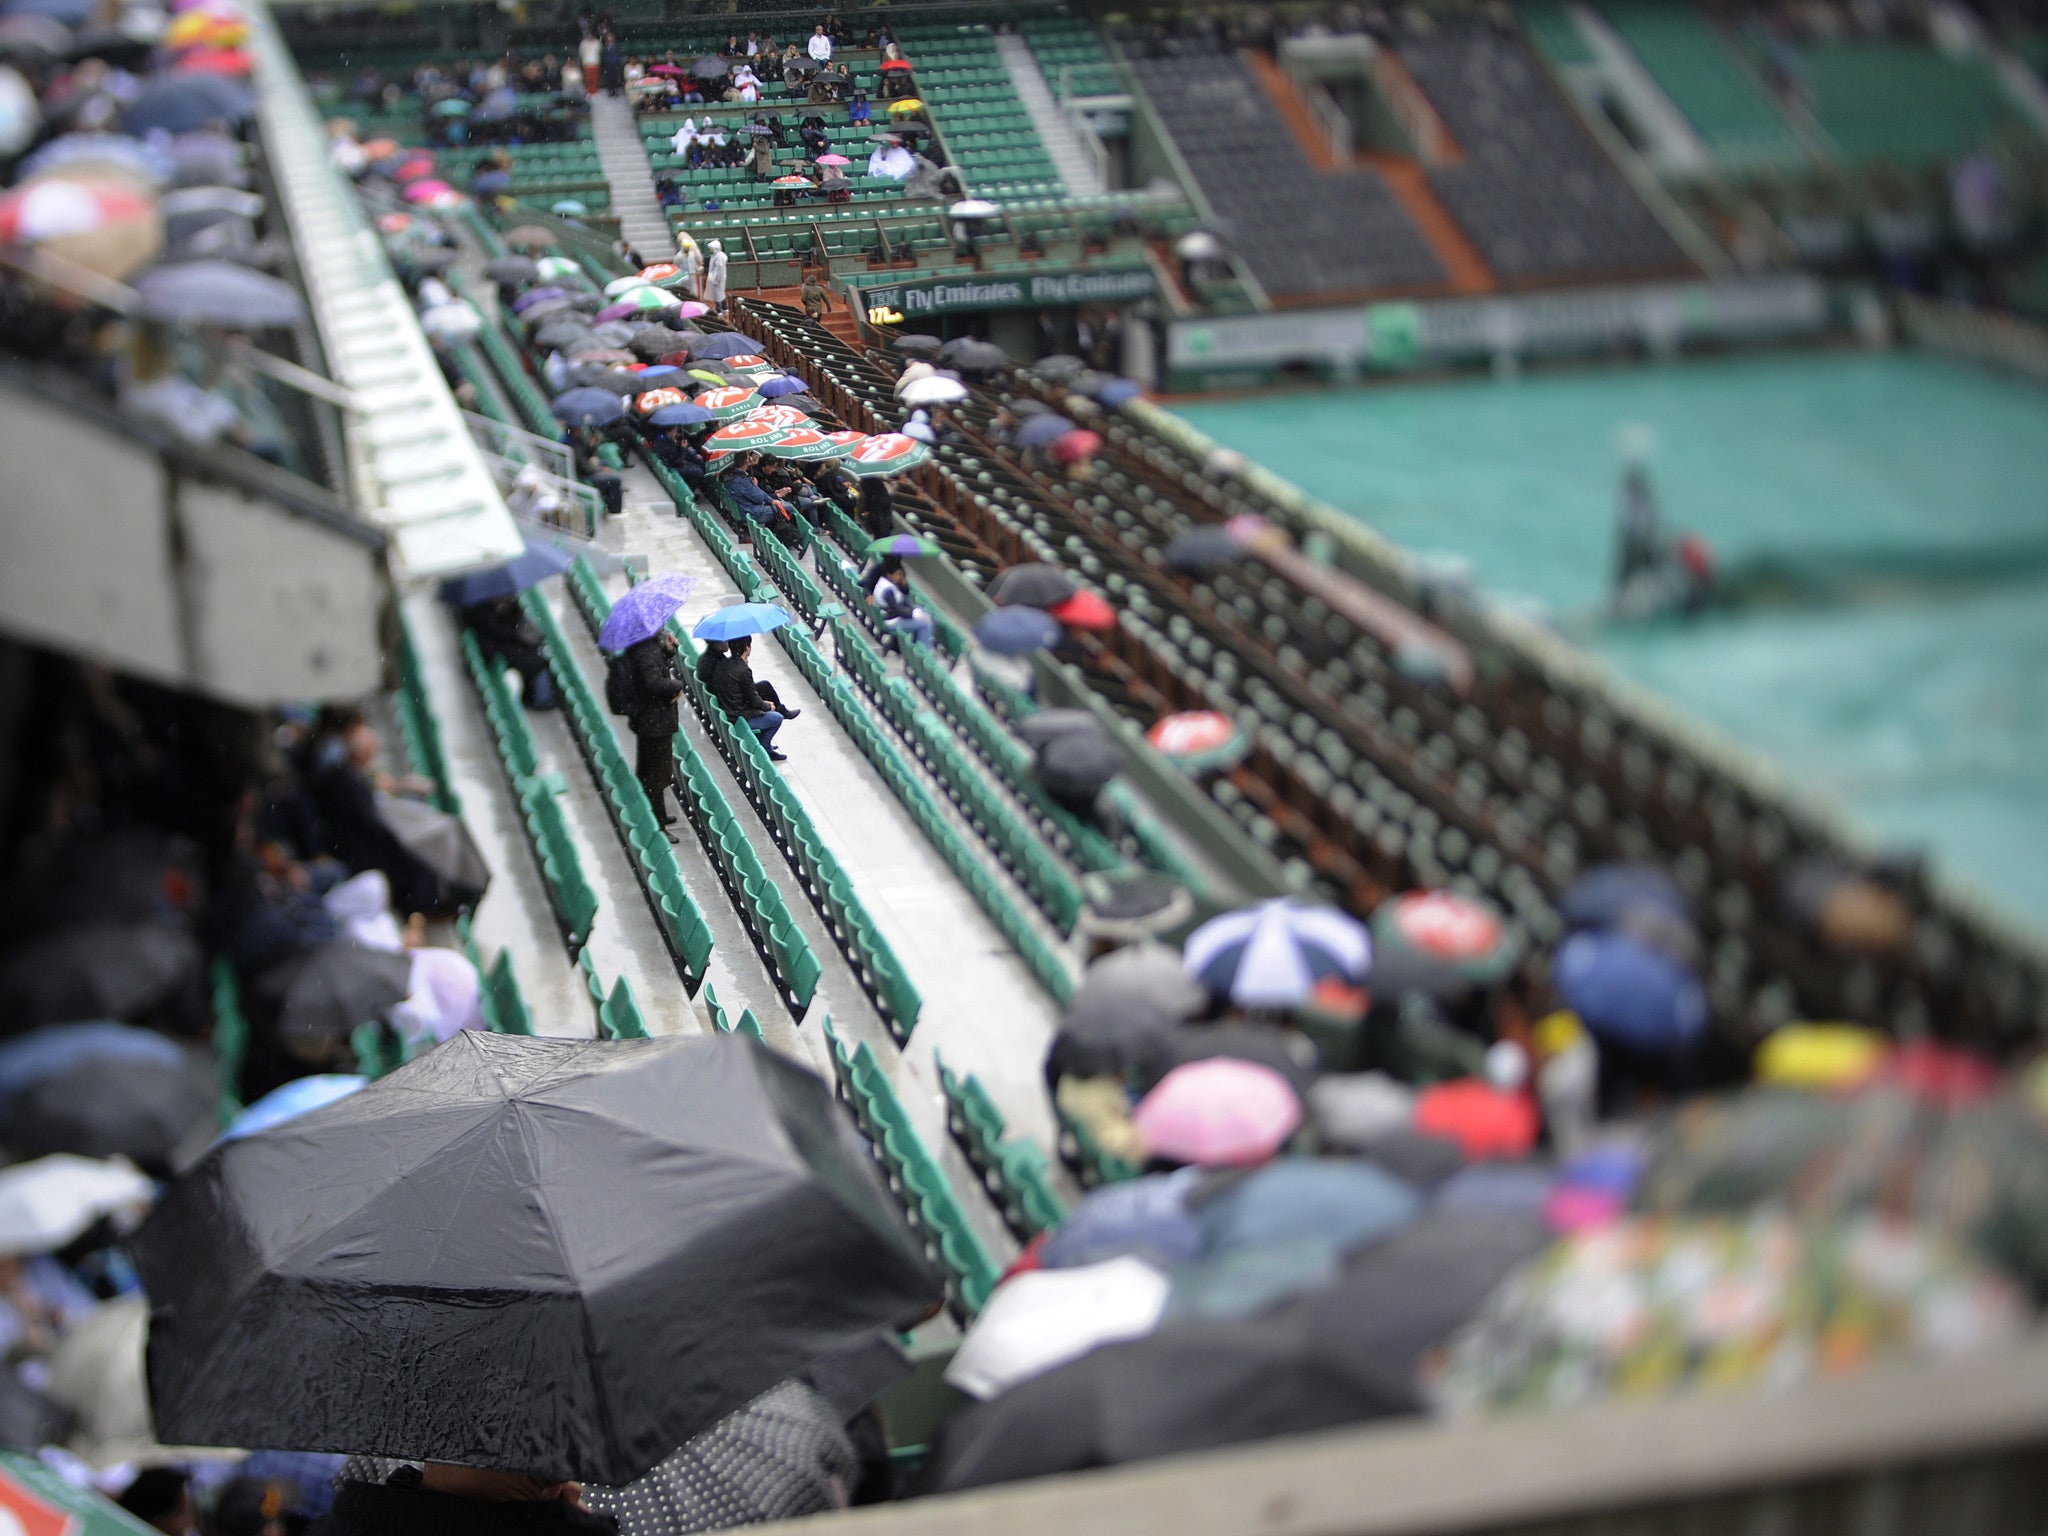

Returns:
726,472,778,524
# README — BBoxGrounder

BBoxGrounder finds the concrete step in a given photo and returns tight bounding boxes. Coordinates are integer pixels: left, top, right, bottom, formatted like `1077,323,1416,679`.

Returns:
992,31,1104,198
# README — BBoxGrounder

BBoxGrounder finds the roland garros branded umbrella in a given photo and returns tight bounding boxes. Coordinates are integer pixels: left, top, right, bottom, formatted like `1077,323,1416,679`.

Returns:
843,433,928,479
694,384,760,422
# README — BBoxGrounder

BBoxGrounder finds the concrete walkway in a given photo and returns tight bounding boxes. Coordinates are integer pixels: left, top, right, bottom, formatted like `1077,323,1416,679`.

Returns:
992,32,1104,197
589,94,675,261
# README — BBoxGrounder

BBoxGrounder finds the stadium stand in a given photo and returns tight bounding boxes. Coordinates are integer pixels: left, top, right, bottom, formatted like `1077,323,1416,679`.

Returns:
1794,40,2019,165
1598,1,1809,171
1021,12,1125,101
1119,38,1445,300
1396,13,1690,282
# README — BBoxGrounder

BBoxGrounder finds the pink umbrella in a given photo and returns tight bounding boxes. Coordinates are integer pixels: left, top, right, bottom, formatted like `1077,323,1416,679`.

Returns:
401,179,454,204
1132,1058,1302,1167
1051,428,1102,465
676,301,711,318
816,154,851,167
594,301,638,322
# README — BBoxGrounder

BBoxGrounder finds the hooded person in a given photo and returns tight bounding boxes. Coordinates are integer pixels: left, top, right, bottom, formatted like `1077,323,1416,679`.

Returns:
703,240,728,307
681,237,704,300
904,154,945,201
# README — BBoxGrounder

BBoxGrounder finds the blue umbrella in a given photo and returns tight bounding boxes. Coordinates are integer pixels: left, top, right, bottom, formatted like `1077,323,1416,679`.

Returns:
1014,413,1076,448
757,375,807,398
1551,929,1707,1051
647,402,716,428
3,0,91,23
550,388,627,428
1040,1171,1206,1270
692,602,792,643
472,170,512,197
1196,1159,1419,1257
689,333,765,360
1181,897,1371,1009
123,75,252,134
634,365,684,384
1097,379,1141,407
1560,863,1690,932
597,573,699,653
973,606,1061,656
136,261,305,327
511,285,571,314
0,1022,183,1108
438,539,576,606
21,132,168,182
222,1075,367,1141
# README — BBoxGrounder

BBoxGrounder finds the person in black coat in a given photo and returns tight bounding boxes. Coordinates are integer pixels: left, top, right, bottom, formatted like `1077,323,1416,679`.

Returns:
622,630,685,839
462,595,559,709
569,426,624,517
308,1465,616,1536
707,637,797,760
858,474,893,541
304,713,447,917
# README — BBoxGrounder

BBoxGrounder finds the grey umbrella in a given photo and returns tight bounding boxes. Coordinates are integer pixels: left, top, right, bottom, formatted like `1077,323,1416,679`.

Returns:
892,334,942,357
533,317,593,352
631,325,683,359
945,340,1009,377
1034,353,1086,379
132,1033,942,1484
5,1049,217,1171
374,795,489,908
1014,707,1103,751
1037,733,1123,802
587,321,638,348
135,260,305,327
485,255,540,285
987,561,1078,608
0,923,202,1032
569,364,641,393
692,54,729,79
247,942,412,1042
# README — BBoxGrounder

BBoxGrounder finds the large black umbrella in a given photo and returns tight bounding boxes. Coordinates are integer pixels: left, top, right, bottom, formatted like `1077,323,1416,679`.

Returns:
1164,525,1245,576
892,334,942,357
691,54,729,79
532,317,593,352
1014,708,1103,751
133,1032,941,1483
374,796,490,909
0,923,201,1033
1037,733,1123,802
987,562,1076,609
5,1048,217,1172
1033,353,1086,380
247,942,412,1042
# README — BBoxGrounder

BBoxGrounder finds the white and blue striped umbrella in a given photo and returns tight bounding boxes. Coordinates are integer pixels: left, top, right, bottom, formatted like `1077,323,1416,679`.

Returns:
1182,899,1371,1009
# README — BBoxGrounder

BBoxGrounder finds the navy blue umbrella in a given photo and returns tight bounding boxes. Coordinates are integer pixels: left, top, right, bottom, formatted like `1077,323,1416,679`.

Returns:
757,374,807,398
123,75,252,134
551,388,628,428
3,0,92,24
648,402,717,428
1014,413,1076,448
438,540,577,606
974,607,1061,656
690,333,765,360
1560,863,1690,931
1551,929,1707,1052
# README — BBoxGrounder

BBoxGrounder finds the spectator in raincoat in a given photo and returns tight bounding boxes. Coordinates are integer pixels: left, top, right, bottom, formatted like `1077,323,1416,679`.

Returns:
702,240,728,308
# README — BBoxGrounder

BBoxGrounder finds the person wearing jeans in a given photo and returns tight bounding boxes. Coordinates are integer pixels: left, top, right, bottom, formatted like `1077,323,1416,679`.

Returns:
708,636,798,761
869,557,936,649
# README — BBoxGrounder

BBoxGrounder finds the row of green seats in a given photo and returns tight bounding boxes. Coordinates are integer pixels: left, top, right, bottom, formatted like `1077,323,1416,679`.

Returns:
935,1055,1066,1241
812,503,967,657
392,609,459,814
649,469,927,1040
460,629,601,948
823,1021,1000,1317
830,615,1084,936
474,316,560,437
578,949,652,1039
531,575,717,989
769,616,1076,1004
701,981,767,1043
457,911,535,1036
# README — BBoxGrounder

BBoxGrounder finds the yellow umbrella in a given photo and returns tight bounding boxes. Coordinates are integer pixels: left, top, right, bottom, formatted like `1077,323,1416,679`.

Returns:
888,98,924,115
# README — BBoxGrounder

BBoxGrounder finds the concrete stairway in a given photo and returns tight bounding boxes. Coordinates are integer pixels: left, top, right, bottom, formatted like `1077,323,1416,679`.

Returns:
992,32,1104,197
588,94,675,261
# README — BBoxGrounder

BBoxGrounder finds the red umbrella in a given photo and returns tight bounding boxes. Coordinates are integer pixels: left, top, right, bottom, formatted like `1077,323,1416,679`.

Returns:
1413,1079,1537,1161
174,46,252,75
395,155,437,184
880,59,913,71
1146,710,1241,761
1051,428,1101,465
1047,590,1115,631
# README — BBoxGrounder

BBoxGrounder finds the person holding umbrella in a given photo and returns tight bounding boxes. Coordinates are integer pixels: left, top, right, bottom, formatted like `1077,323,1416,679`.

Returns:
706,637,795,761
618,628,686,842
442,540,576,711
865,557,934,651
567,425,623,518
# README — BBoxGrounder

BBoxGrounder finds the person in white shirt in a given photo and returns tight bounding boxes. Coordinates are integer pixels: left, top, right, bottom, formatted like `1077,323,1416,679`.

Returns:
807,25,833,63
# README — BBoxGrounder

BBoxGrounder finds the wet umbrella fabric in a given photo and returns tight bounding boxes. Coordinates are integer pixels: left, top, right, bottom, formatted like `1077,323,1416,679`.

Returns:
134,260,303,326
0,1022,183,1105
988,563,1077,609
0,1155,155,1257
248,943,412,1042
484,255,538,284
6,1049,215,1169
1164,526,1244,575
1184,899,1371,1010
693,603,792,643
691,332,766,360
891,334,942,357
437,538,574,606
0,923,201,1032
133,1032,941,1484
551,388,628,428
1014,709,1103,751
597,573,698,653
1036,733,1121,802
373,796,490,908
974,607,1060,656
1012,413,1076,448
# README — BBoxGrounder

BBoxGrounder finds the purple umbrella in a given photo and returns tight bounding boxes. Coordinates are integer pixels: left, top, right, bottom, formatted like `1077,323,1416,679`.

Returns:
594,300,642,323
1015,413,1077,448
689,333,765,360
510,285,570,314
757,375,807,398
597,573,699,653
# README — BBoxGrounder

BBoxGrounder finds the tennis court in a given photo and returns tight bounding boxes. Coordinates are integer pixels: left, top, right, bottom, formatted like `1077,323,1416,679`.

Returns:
1173,349,2048,929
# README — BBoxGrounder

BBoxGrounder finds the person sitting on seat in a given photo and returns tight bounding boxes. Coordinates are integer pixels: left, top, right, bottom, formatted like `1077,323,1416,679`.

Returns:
847,89,872,126
865,556,935,650
461,593,560,710
707,636,798,760
724,452,805,548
